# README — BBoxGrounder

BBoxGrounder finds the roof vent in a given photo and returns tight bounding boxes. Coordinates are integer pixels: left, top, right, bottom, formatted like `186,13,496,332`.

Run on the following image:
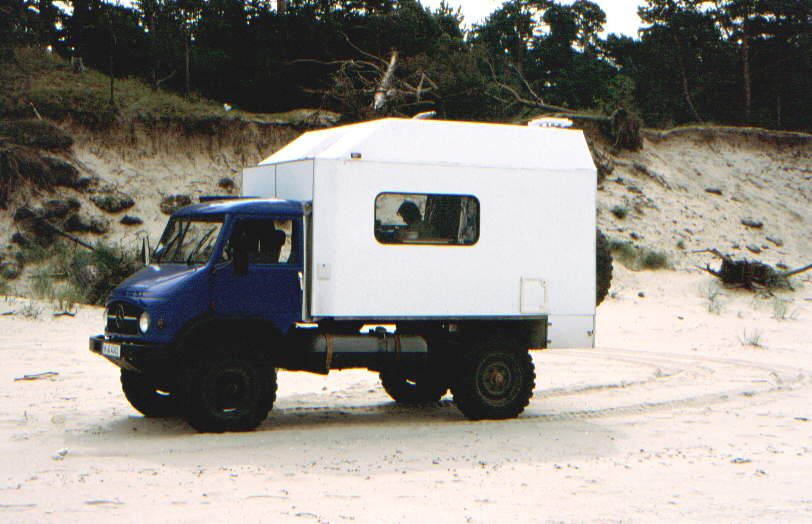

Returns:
412,111,436,120
528,117,573,128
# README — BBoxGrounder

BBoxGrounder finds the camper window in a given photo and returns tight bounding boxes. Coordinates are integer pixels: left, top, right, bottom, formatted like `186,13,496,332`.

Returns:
374,193,479,246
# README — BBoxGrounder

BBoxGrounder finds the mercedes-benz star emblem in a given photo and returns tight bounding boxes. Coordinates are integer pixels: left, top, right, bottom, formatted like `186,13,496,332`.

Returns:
114,304,126,330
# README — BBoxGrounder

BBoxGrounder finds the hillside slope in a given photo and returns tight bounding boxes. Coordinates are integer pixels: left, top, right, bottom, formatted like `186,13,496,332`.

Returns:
588,126,812,271
2,116,811,297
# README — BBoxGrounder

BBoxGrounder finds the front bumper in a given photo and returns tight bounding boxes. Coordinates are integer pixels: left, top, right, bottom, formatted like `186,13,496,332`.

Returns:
89,335,173,373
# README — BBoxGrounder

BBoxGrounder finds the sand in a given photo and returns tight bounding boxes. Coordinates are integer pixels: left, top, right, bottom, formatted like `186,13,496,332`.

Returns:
1,122,811,521
1,267,810,523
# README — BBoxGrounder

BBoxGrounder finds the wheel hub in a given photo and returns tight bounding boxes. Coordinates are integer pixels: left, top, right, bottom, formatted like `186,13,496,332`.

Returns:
480,360,513,399
209,369,250,412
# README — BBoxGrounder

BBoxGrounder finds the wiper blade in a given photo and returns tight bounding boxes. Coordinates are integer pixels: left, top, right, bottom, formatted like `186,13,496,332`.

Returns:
155,222,186,263
186,228,216,266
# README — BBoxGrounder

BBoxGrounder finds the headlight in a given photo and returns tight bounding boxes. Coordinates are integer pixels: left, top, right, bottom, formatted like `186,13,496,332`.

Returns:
138,311,150,334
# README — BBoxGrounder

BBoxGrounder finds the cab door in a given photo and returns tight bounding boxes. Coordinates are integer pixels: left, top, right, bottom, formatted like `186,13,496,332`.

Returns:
211,216,303,331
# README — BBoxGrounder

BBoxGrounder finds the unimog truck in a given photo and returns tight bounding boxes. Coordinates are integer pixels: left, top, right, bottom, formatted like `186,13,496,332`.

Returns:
90,118,608,432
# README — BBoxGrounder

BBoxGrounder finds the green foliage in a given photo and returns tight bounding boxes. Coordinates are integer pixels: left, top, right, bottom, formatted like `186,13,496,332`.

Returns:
640,249,669,269
700,284,725,315
610,205,628,219
2,0,810,131
0,145,55,207
24,240,140,305
771,297,799,321
1,47,244,128
0,119,73,150
609,239,671,271
594,74,636,116
15,242,59,264
59,241,140,305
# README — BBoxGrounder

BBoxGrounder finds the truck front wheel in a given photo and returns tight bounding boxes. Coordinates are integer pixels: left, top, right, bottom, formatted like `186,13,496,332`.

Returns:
379,369,448,405
121,370,179,418
451,348,535,420
180,357,275,433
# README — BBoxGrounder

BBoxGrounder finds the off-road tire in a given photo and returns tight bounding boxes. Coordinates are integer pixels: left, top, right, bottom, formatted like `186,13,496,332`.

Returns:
120,369,179,418
180,357,275,433
596,229,613,306
380,369,448,405
451,348,535,420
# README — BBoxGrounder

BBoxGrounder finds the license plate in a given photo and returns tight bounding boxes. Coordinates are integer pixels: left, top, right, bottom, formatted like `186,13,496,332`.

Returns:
102,342,121,358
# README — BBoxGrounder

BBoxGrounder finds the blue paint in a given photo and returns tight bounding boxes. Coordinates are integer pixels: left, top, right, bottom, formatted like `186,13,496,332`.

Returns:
102,198,306,348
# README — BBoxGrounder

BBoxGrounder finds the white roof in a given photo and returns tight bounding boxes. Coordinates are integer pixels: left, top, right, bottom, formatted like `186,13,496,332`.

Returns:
259,118,595,171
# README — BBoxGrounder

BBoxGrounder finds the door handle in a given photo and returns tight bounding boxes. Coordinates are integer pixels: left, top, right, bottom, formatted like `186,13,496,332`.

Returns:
298,271,303,291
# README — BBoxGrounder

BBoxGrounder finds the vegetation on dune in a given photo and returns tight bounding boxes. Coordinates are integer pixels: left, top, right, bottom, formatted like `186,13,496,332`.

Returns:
15,239,140,306
0,47,319,129
2,0,809,131
609,239,671,271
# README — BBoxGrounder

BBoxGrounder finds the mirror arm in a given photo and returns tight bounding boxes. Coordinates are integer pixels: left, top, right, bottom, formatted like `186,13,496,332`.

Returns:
141,237,151,266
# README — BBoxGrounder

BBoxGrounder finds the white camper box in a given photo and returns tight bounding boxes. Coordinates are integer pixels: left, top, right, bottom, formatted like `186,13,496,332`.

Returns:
243,118,597,348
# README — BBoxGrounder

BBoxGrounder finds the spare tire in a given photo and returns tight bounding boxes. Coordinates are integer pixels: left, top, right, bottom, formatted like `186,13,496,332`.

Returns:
596,229,613,305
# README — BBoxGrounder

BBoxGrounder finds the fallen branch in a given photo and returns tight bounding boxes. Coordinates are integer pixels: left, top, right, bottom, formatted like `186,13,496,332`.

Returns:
373,50,399,110
34,218,96,252
694,249,811,290
783,263,812,278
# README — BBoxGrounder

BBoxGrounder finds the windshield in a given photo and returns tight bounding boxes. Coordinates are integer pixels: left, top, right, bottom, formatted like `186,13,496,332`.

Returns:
153,216,224,265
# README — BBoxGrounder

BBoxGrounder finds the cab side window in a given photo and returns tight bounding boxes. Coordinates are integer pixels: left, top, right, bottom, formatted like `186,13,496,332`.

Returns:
225,219,294,264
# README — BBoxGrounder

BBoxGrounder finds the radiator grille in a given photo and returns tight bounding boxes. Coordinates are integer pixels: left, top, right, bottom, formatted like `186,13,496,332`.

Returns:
105,301,141,336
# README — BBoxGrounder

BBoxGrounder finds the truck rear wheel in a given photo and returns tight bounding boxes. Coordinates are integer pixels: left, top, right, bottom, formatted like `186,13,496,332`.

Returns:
596,229,613,306
451,347,534,420
379,369,448,405
121,369,179,418
180,357,275,433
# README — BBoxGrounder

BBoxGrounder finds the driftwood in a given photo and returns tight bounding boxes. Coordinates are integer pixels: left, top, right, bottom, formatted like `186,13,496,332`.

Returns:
695,249,812,290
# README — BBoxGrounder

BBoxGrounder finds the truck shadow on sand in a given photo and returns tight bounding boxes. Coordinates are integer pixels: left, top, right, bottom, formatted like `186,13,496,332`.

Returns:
80,401,619,470
93,397,619,438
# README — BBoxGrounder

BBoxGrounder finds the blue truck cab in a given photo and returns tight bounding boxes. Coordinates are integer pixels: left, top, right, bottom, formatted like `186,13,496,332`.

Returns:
90,198,312,429
91,197,305,356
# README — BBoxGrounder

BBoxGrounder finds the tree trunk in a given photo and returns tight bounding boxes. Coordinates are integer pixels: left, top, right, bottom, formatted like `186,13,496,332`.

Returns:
37,0,56,47
672,34,702,122
373,50,399,111
742,29,752,122
108,12,115,105
184,33,190,99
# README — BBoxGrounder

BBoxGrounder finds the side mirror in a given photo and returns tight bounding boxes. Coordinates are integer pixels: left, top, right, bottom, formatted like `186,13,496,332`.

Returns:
141,237,151,266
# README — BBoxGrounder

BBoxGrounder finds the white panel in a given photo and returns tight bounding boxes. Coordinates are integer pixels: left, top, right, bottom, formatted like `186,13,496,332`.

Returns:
520,278,548,313
275,161,314,201
547,315,595,349
242,165,276,198
308,160,596,319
